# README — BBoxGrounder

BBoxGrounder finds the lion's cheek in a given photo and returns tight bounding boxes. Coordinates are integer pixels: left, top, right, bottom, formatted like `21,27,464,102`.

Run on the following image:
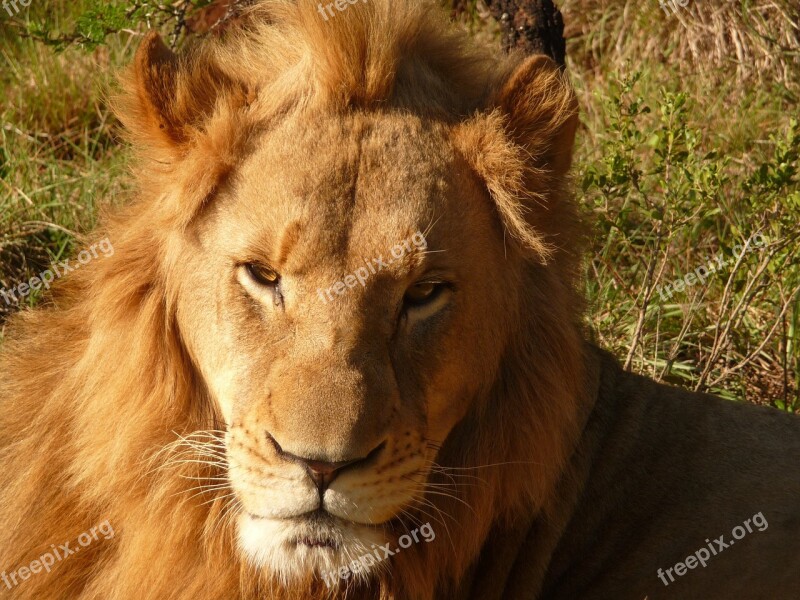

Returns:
175,290,249,423
203,365,243,422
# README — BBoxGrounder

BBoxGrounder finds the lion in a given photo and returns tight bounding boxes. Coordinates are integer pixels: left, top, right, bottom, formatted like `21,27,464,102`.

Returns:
1,1,799,599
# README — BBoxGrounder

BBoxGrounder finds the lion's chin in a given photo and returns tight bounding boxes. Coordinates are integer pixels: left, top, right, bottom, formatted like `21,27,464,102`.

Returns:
237,512,388,586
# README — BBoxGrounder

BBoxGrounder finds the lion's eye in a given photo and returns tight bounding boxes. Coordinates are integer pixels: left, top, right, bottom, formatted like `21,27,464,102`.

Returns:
404,281,446,308
239,263,284,309
245,263,280,287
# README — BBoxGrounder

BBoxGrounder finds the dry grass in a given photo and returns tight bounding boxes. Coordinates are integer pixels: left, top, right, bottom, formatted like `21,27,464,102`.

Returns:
0,10,134,326
561,0,800,97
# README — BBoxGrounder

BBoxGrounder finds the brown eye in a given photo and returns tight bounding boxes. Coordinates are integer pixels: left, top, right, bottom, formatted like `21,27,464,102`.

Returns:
245,263,280,286
404,281,444,308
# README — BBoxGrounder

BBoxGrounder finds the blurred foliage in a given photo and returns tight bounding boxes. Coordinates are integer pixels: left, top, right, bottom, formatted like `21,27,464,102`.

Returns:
3,0,218,50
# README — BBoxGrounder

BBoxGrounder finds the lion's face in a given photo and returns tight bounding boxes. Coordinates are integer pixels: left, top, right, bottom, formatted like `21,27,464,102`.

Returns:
174,112,518,582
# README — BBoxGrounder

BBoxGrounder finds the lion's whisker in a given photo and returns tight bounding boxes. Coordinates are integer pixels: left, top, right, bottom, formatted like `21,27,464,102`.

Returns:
199,492,238,507
409,497,457,554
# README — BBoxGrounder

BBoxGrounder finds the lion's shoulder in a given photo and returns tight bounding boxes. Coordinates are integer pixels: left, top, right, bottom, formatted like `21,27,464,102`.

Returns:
530,344,800,598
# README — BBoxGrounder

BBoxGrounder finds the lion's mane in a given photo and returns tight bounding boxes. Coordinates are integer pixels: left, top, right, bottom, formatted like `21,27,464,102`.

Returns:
0,2,587,599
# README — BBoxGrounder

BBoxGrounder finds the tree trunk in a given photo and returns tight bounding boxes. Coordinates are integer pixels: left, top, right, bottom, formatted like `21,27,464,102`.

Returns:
482,0,567,67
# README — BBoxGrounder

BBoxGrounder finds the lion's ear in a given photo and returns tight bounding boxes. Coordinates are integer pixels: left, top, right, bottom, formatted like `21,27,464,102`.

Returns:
127,32,186,151
491,55,579,179
119,31,252,159
453,56,579,259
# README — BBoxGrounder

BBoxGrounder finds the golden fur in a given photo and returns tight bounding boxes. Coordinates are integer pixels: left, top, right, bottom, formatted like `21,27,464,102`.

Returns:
4,1,797,599
0,2,584,598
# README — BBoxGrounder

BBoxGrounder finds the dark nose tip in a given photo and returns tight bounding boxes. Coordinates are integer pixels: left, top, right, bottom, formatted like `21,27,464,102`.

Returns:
267,434,386,494
302,458,359,492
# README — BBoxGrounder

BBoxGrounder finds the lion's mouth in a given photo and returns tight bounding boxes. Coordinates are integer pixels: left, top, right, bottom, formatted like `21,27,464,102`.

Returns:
246,507,382,530
244,510,347,551
236,506,390,577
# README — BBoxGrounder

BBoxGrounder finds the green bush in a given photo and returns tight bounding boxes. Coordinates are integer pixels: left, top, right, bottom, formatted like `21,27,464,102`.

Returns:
579,71,800,407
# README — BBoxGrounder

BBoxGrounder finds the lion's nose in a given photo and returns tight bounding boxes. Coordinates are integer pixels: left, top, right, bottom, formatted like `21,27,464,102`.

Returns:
267,433,386,494
301,458,357,492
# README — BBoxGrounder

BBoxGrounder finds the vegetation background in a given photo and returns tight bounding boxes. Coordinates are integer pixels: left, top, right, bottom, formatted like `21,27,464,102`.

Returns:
1,0,798,409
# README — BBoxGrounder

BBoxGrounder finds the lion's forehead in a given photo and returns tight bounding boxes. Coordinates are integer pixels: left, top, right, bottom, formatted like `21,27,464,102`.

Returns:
252,114,451,196
219,112,464,269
